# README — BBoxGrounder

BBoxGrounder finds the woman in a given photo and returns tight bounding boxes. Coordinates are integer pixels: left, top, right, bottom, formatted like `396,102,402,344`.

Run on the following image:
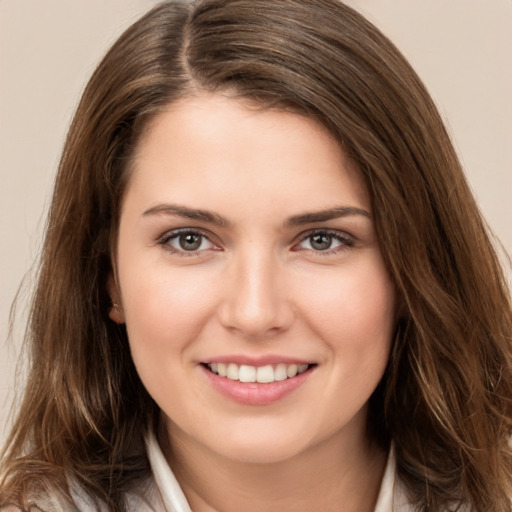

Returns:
1,0,511,511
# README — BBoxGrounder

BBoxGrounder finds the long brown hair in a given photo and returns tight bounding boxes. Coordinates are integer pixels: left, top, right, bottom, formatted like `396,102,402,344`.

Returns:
2,1,511,510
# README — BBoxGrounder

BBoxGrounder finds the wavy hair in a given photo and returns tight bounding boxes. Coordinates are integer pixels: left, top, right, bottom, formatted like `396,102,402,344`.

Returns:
2,1,511,511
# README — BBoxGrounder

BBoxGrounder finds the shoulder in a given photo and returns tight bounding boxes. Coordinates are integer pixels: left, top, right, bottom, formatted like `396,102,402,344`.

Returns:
70,475,162,512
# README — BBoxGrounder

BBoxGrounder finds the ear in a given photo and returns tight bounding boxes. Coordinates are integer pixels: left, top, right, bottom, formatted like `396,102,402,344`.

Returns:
107,273,125,324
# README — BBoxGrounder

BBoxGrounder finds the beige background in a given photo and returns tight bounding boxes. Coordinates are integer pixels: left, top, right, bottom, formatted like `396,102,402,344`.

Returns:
1,1,511,444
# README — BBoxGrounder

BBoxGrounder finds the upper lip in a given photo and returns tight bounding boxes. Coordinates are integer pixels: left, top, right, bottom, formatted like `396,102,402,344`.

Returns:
200,354,315,366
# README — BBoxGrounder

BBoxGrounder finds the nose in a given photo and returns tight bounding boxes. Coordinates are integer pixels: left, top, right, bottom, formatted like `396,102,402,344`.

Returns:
217,248,294,339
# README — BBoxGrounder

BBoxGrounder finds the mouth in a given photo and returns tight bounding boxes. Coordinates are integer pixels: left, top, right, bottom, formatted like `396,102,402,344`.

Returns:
202,362,315,384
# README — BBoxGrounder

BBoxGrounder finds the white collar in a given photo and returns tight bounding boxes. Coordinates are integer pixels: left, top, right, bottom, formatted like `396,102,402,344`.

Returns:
145,432,410,512
145,431,192,512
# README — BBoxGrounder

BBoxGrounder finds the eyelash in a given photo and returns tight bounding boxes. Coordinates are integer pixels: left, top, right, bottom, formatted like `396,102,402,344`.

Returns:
157,228,355,257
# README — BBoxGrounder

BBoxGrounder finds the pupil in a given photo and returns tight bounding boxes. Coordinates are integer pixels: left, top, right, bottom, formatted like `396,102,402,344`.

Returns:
179,233,202,251
311,233,332,251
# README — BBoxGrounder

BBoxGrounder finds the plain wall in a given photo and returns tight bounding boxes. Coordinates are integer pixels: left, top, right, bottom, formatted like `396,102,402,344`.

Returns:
1,0,511,444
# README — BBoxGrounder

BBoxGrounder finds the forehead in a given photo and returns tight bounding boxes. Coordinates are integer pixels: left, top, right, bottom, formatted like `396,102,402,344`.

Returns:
125,92,369,216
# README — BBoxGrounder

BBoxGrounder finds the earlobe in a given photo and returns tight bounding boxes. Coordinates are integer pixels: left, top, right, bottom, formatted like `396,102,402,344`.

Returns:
107,273,125,324
109,302,125,324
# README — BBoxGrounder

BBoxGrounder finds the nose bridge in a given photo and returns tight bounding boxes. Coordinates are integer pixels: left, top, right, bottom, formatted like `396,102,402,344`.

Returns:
219,242,291,337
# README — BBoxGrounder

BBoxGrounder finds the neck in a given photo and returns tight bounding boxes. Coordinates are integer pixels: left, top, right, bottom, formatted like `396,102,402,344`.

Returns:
159,421,388,512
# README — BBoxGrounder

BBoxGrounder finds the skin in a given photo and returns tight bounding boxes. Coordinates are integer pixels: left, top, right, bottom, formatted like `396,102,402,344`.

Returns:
109,93,396,512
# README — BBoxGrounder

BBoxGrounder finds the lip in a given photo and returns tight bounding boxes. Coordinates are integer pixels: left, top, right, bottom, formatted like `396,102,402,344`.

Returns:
200,362,315,406
201,354,313,366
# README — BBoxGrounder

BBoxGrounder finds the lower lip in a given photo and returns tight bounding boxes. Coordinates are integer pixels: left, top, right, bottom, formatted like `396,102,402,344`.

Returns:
201,365,314,406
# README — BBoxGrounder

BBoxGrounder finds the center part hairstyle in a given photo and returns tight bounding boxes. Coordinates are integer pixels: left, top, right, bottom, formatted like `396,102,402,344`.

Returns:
2,1,512,511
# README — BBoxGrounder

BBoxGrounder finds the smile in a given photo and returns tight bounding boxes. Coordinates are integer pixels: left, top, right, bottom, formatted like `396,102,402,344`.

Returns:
205,362,312,383
201,361,316,405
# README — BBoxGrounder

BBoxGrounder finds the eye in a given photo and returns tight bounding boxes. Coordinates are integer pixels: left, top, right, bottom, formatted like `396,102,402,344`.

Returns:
295,230,354,253
159,229,217,254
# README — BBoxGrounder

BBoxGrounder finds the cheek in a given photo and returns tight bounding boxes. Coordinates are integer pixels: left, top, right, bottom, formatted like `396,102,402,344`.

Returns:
296,257,396,357
118,260,221,364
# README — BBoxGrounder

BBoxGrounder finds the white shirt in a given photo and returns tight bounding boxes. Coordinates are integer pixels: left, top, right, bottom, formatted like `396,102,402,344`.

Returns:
27,433,412,511
132,432,414,512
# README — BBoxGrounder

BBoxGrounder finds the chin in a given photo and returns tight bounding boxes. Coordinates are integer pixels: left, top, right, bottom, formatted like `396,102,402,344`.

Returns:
217,437,311,465
201,419,326,465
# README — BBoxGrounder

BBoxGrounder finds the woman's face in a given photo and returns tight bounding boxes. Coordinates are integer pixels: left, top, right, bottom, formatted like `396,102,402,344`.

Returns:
110,93,396,464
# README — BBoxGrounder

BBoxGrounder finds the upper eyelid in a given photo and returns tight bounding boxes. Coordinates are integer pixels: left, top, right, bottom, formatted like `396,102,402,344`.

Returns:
294,228,354,243
159,227,214,243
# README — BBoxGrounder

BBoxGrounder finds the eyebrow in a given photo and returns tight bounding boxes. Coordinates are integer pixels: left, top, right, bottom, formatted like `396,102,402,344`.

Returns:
142,203,371,228
285,206,371,227
143,204,231,227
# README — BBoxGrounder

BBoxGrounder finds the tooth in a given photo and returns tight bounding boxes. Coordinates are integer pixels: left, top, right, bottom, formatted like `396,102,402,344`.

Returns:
297,364,308,374
239,365,256,383
217,363,227,377
256,365,275,383
274,364,288,381
286,364,298,378
213,362,309,382
227,363,240,380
